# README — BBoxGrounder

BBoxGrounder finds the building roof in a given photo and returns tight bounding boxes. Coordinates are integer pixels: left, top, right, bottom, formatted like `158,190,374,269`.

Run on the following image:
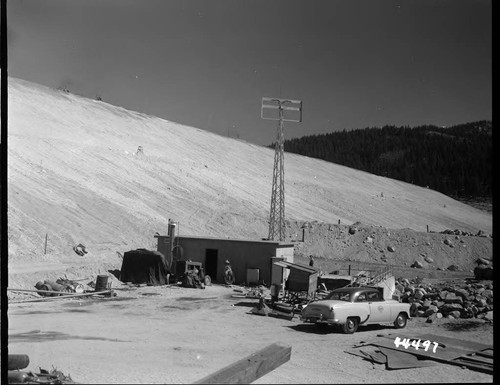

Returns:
318,274,353,281
157,234,295,247
273,261,319,274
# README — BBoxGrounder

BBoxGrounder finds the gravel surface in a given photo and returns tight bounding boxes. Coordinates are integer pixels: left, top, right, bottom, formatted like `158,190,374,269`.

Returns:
8,283,493,384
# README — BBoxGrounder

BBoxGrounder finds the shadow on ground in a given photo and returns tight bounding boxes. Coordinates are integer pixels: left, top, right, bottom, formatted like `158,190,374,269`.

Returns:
232,301,257,308
9,330,130,343
288,323,394,335
441,319,491,332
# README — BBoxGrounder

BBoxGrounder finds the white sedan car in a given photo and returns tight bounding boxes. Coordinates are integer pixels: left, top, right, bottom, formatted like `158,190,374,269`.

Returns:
301,286,411,333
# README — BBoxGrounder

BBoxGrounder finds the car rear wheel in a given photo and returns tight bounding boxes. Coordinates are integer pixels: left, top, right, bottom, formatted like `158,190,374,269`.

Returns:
342,317,359,334
394,313,408,329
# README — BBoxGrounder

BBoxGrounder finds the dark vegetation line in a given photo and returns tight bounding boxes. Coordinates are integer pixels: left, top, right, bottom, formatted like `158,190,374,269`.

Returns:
268,121,492,201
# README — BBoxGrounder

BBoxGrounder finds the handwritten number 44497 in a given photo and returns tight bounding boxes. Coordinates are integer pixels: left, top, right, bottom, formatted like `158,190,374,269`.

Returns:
394,337,438,353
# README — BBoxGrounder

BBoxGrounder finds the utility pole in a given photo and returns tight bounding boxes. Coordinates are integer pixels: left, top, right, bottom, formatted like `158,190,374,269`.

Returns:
261,97,302,241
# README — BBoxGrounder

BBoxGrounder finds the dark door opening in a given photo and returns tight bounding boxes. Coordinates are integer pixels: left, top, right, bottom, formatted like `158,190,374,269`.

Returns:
205,249,218,281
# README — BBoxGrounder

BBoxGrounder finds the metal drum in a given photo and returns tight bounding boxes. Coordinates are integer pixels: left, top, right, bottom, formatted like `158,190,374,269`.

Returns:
95,275,109,292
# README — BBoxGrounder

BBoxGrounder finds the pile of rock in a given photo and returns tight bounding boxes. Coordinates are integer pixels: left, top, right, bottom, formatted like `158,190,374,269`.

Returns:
395,277,493,323
440,228,491,238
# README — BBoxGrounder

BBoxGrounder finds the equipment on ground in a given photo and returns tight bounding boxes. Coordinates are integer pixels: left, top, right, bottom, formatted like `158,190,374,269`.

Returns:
120,249,170,285
177,260,211,288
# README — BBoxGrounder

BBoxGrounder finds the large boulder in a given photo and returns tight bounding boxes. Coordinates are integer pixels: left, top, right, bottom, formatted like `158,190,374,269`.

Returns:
474,297,488,307
414,288,426,300
422,299,432,308
426,312,443,323
444,239,454,247
454,288,469,300
448,310,461,319
440,303,463,315
444,293,463,305
423,306,439,317
410,302,422,316
474,266,493,280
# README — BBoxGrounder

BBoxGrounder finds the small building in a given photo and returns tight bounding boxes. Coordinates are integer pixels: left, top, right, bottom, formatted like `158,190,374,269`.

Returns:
273,261,319,298
155,223,294,287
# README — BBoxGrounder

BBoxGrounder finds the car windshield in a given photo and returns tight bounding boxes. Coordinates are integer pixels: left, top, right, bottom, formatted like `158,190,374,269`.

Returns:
326,291,351,301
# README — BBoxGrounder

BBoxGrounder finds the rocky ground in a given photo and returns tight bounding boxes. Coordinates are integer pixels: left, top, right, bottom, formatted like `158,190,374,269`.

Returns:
8,220,493,295
291,221,492,279
397,276,493,322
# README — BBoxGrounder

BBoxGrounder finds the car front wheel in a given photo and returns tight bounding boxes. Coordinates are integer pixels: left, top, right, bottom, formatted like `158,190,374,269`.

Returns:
342,317,359,334
394,313,408,329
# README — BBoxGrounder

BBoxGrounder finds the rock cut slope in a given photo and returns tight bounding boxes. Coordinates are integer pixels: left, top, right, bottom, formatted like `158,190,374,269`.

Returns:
7,77,492,263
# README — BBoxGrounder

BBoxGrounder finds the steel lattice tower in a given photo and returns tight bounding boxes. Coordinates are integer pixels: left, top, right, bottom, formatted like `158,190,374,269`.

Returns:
268,107,286,241
261,98,302,241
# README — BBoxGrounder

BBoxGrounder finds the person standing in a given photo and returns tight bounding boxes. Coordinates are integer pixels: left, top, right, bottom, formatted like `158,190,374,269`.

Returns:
224,259,235,285
309,255,314,267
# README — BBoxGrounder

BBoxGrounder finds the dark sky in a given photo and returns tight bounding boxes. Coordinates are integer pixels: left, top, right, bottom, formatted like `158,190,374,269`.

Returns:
8,0,491,145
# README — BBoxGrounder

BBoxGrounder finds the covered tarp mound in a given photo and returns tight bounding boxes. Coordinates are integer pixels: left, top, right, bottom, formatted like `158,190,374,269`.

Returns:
120,249,169,285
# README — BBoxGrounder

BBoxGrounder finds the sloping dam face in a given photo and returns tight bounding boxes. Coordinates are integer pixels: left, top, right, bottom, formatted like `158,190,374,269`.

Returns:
7,77,492,259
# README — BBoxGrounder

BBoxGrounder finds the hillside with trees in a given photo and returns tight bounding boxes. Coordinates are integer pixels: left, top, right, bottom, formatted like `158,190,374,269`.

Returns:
279,121,492,205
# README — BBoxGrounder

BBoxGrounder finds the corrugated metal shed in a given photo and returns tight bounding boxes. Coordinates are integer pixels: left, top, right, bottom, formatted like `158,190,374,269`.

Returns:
273,261,319,297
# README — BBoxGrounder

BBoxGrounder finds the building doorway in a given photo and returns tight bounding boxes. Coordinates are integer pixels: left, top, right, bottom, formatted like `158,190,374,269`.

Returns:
205,249,218,281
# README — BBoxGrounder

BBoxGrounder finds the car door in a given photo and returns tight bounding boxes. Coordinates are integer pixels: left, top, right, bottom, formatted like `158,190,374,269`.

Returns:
367,290,391,323
353,292,371,322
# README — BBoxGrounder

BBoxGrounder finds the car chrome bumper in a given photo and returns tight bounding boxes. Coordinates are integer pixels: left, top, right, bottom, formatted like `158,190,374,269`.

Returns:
301,316,339,324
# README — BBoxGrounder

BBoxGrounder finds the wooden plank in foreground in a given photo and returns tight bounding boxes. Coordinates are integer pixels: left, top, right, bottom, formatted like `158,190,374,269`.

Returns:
195,343,291,384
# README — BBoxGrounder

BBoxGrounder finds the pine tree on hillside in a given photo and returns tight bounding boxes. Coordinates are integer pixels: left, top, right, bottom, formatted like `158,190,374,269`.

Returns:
278,121,492,200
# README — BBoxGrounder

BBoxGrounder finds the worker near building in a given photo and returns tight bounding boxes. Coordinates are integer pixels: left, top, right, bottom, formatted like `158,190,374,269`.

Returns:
309,255,314,267
224,259,235,285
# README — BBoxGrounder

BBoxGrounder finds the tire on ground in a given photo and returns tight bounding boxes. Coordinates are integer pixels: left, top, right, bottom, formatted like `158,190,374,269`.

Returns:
393,312,408,329
342,317,359,334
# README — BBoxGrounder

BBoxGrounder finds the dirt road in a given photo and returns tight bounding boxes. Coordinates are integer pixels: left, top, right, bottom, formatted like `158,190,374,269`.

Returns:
8,284,493,384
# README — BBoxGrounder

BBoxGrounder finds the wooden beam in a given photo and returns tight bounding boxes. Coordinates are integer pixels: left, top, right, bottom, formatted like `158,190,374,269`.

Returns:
195,343,291,384
8,290,112,303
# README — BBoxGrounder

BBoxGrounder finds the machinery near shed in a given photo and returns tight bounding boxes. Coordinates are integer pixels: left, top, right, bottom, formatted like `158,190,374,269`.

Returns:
177,260,211,288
